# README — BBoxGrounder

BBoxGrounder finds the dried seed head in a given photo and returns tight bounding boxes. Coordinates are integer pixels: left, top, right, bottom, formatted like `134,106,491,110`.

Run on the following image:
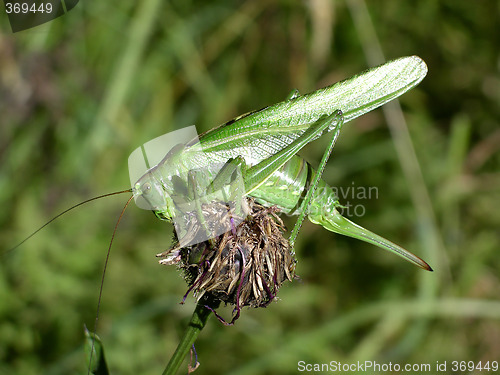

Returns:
157,198,296,315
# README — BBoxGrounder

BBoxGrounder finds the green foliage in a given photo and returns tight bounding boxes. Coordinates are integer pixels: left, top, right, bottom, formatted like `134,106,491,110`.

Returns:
1,1,499,374
85,327,110,375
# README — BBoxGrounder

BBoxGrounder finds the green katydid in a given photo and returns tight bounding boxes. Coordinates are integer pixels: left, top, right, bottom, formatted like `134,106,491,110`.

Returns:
10,55,431,374
134,55,431,272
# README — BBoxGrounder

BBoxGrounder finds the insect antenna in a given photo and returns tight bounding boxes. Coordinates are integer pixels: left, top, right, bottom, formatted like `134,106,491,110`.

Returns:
5,189,132,255
87,193,134,375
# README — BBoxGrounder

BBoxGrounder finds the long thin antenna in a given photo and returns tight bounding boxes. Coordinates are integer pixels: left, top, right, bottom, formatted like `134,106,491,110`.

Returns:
87,194,134,374
5,189,133,255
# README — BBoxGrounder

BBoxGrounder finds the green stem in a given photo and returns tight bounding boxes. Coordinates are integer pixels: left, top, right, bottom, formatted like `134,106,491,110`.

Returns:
162,295,219,375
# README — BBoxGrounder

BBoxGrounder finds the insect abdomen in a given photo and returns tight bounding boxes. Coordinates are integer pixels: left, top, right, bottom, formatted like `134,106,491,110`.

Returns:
251,155,338,217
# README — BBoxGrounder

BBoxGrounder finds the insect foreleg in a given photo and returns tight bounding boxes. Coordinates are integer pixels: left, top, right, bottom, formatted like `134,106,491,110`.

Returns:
204,156,247,197
187,170,214,245
289,110,344,248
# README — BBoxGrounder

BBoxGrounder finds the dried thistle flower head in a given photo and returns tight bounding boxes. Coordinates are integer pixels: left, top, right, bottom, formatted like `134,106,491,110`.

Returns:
157,198,296,323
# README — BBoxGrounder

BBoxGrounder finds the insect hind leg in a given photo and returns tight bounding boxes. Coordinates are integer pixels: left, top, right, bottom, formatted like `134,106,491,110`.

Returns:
288,110,344,248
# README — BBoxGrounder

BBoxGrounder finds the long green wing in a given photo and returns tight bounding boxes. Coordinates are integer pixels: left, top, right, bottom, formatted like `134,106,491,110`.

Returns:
197,56,427,165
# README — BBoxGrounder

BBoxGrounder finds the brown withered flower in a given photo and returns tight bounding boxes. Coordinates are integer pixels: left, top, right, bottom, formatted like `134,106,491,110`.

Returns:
156,198,296,324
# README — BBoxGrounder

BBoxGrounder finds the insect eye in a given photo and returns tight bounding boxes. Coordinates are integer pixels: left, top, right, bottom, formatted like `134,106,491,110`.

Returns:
143,182,152,193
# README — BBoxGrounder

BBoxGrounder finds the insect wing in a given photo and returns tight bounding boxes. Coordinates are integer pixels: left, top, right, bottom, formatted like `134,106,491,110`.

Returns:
197,56,427,166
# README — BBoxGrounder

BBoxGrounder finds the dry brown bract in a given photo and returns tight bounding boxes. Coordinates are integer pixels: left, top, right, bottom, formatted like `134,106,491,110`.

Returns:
157,198,296,322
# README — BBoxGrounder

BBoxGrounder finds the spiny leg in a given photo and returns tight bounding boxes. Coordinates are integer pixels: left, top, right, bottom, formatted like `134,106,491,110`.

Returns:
204,157,248,221
204,156,243,194
187,169,215,246
289,110,344,248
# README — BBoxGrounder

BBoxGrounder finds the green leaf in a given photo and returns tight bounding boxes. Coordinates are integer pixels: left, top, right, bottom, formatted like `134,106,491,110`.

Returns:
84,325,110,375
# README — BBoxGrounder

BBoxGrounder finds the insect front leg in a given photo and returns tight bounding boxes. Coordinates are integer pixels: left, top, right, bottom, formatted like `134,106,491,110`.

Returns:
204,156,248,216
187,169,216,247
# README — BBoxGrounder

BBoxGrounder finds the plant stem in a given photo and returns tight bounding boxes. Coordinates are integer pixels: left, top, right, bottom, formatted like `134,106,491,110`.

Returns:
162,295,219,375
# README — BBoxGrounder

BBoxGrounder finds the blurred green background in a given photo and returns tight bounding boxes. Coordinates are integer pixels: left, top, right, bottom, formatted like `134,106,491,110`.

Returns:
1,1,499,374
